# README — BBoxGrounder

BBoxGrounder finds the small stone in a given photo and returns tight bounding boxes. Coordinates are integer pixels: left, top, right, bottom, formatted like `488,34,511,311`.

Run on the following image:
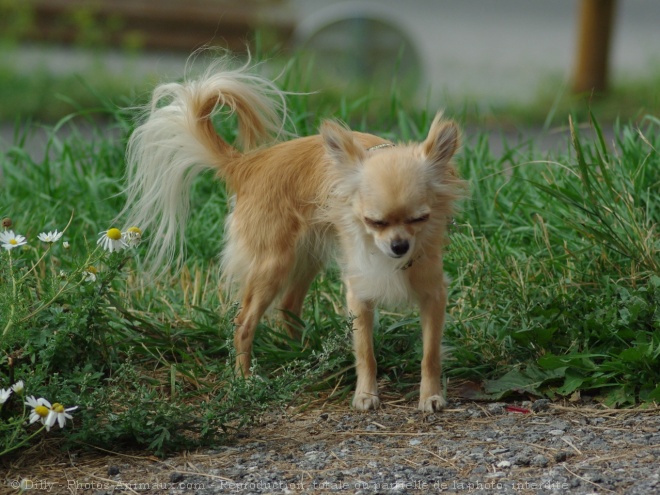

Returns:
487,403,506,415
496,460,511,468
549,429,565,436
107,466,120,476
485,471,506,478
549,420,570,430
531,399,551,412
532,454,549,467
513,454,531,466
170,472,185,483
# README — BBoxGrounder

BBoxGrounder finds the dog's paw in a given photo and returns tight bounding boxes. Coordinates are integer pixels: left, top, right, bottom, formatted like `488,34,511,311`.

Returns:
352,393,381,411
418,394,447,412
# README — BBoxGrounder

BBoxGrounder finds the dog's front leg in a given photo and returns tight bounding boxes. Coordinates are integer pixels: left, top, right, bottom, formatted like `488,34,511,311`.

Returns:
417,281,448,412
346,284,380,410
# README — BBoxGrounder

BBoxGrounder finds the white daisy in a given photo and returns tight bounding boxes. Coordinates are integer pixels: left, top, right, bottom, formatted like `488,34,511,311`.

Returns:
11,380,24,396
122,226,143,247
0,230,27,251
45,402,78,429
63,241,70,249
97,228,126,253
25,396,52,429
83,266,97,282
0,388,11,404
37,230,63,243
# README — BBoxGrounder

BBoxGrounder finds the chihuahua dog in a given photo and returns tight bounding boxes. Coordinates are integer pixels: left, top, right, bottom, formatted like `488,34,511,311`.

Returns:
121,59,465,412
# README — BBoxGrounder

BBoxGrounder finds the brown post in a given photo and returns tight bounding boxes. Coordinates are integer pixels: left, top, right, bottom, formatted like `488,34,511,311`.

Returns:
573,0,618,94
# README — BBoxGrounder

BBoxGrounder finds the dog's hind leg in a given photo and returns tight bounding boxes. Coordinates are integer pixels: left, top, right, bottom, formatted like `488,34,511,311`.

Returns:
279,257,322,340
233,256,294,376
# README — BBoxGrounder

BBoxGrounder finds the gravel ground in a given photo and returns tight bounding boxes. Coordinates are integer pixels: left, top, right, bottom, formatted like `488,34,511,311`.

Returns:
7,397,660,494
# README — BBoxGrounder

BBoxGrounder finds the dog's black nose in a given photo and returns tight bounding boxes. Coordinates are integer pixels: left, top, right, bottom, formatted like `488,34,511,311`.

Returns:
390,239,409,257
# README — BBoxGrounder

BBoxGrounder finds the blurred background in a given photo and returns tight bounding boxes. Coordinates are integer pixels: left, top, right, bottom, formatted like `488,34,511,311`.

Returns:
0,0,658,126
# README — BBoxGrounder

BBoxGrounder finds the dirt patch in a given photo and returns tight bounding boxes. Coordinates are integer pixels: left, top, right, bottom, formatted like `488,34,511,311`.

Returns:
4,397,660,494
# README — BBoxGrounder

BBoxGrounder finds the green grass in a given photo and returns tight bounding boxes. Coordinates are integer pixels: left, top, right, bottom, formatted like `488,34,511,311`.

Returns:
1,41,660,127
1,57,659,457
445,114,660,404
0,64,142,123
487,72,660,129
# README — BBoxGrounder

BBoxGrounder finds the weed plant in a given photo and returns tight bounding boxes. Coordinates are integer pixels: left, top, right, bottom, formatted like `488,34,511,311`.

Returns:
1,59,659,457
447,114,660,405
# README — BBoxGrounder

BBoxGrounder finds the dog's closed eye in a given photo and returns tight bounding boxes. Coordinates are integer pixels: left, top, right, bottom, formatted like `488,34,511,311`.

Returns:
405,214,430,225
364,218,389,229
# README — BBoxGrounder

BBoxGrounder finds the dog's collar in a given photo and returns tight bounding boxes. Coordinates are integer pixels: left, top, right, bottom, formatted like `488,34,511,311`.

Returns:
367,143,396,152
399,254,421,270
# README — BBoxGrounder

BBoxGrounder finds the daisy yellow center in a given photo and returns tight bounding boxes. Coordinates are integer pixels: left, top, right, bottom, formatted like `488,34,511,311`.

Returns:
107,228,122,240
35,405,49,418
86,266,97,274
52,403,65,413
9,239,17,245
127,226,142,235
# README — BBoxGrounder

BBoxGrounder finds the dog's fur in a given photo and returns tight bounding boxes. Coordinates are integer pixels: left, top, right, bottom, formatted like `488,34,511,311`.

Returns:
120,59,465,412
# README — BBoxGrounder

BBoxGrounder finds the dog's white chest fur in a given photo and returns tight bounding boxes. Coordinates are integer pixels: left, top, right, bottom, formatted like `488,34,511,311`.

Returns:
344,240,415,306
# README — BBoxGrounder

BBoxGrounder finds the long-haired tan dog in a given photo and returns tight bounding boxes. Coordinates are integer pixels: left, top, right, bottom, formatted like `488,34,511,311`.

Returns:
121,59,465,412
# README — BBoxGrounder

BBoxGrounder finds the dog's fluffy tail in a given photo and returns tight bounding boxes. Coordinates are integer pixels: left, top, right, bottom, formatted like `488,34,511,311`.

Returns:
118,57,288,274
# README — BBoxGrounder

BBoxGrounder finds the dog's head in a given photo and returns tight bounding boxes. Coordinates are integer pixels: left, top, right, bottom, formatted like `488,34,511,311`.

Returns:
321,113,462,260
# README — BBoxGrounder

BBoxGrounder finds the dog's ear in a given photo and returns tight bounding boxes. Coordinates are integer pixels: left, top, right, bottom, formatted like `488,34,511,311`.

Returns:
422,113,460,168
320,120,366,168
